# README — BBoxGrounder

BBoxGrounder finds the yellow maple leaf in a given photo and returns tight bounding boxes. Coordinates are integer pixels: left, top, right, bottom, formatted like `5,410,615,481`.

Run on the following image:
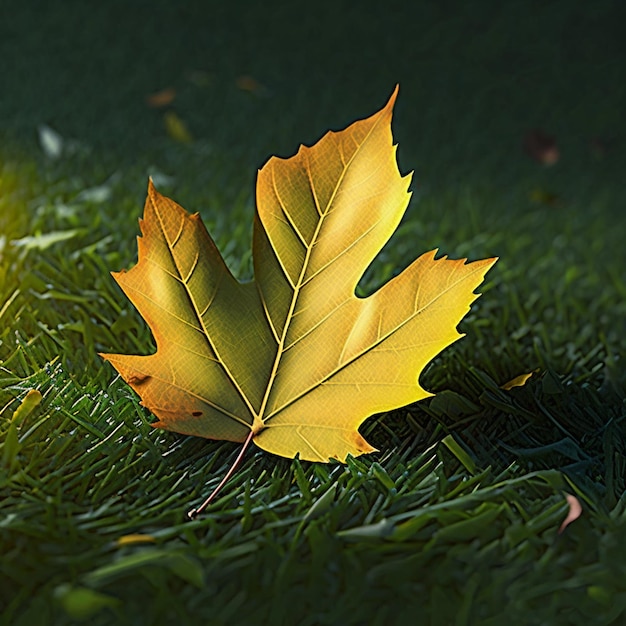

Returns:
101,87,496,463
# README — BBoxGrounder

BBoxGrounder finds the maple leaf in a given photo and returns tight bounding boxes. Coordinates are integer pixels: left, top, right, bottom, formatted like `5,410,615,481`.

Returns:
101,87,496,464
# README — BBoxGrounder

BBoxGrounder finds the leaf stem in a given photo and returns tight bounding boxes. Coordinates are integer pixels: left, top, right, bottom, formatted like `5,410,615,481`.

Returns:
187,430,255,519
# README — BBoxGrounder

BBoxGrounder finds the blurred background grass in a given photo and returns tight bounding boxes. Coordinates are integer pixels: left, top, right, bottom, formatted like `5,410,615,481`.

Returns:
1,1,625,624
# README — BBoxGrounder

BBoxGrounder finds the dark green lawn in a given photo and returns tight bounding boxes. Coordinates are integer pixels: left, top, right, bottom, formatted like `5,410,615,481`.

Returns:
1,1,625,624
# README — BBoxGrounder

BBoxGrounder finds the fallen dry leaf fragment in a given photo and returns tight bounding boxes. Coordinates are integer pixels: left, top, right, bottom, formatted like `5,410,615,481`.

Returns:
102,87,496,506
116,534,157,547
501,371,535,391
558,493,582,533
146,87,177,108
236,75,268,95
523,129,559,165
164,111,193,143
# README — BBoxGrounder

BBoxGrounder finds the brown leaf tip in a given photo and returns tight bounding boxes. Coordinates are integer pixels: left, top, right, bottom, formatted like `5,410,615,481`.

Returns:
353,431,378,455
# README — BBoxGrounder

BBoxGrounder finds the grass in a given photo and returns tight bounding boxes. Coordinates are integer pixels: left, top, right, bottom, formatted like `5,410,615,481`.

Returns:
1,1,626,624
